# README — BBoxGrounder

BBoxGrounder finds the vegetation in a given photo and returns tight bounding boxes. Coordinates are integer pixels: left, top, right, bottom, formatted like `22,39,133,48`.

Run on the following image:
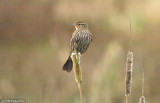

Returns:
0,0,159,103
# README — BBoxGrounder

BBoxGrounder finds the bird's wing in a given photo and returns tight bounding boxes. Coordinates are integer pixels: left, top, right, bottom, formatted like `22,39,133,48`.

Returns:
70,30,80,52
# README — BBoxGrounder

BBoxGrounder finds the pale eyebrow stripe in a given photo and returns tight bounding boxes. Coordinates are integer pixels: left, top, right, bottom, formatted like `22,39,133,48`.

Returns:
77,23,86,25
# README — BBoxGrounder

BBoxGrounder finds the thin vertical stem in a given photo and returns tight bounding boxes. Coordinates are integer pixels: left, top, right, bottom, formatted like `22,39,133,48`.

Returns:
129,16,133,51
78,84,83,103
138,50,145,96
126,95,129,103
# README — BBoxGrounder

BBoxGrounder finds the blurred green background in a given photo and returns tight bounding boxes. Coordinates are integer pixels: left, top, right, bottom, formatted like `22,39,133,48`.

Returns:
0,0,160,103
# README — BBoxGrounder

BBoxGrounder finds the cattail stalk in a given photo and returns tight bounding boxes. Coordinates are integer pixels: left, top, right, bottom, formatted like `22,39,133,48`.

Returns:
126,95,129,103
139,50,146,103
71,51,83,103
139,96,145,103
125,17,134,103
125,51,133,97
129,16,133,50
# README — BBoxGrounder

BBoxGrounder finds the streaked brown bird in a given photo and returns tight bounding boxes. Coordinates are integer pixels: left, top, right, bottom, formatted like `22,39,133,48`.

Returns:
62,21,92,72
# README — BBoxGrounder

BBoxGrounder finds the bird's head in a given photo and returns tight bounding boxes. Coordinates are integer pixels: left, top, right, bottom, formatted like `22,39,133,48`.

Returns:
72,21,88,30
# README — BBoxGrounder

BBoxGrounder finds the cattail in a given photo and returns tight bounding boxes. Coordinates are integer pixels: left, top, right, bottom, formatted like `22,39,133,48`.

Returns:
125,50,133,96
125,17,134,99
71,52,83,103
139,96,145,103
71,52,82,84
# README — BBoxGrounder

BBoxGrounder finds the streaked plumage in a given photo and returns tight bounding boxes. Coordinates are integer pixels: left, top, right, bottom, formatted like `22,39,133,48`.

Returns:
71,29,92,54
63,21,92,72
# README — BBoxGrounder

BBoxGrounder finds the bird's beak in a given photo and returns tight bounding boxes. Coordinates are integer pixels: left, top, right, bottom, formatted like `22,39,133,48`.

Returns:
72,23,76,26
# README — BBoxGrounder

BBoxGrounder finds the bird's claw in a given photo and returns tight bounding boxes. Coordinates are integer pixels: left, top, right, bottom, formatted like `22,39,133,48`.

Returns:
71,52,81,59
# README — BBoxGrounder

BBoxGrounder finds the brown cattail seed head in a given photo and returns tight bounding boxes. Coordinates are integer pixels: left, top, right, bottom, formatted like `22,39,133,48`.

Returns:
125,50,133,96
139,96,145,103
71,52,82,84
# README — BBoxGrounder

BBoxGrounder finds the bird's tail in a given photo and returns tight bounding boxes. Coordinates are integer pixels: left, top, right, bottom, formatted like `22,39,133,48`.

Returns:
62,56,73,72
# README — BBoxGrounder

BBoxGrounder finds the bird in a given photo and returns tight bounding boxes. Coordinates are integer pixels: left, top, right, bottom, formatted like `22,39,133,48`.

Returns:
62,21,92,72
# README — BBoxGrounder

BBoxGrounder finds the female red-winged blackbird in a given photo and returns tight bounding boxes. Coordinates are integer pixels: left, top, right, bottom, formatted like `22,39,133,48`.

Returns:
63,21,92,72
